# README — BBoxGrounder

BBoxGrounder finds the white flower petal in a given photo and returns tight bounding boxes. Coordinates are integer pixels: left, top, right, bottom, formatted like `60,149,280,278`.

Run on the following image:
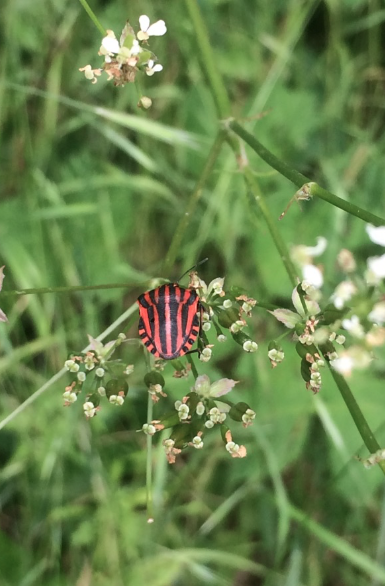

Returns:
305,236,327,257
152,64,163,72
269,308,301,329
367,254,385,279
102,36,120,54
139,14,150,32
147,20,167,36
302,264,323,288
366,224,385,247
209,378,238,397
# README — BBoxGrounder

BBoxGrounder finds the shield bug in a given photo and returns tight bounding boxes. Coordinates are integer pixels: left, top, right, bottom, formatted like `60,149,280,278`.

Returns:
137,261,207,360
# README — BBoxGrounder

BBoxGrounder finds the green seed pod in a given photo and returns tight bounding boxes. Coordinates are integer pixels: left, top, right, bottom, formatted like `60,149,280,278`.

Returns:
170,359,184,372
105,378,129,398
295,322,305,336
300,358,311,382
171,423,193,448
186,392,200,413
218,307,240,328
144,371,165,388
231,331,249,346
87,393,101,407
229,402,250,422
319,341,336,356
322,304,348,325
158,412,180,430
296,342,318,359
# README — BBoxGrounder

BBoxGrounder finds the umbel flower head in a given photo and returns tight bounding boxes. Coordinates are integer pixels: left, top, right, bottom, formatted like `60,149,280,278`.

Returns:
79,15,166,89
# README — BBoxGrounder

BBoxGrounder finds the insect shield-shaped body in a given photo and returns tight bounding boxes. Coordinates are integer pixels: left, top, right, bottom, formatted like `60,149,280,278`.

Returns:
137,283,201,360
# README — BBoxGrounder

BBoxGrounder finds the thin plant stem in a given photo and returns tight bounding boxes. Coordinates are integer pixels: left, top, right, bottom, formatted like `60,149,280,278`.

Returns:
145,351,154,522
243,166,298,289
186,354,199,379
229,120,385,227
323,352,385,475
163,130,227,273
184,0,231,118
0,304,139,431
78,0,105,35
2,281,144,298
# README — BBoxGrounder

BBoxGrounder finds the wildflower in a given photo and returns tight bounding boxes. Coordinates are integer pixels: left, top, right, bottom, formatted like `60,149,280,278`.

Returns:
63,389,77,405
95,367,105,378
331,281,357,309
217,334,227,342
242,409,256,428
366,224,385,246
177,403,190,421
342,315,365,339
145,59,163,76
138,96,152,109
193,374,238,398
77,371,86,382
148,383,167,402
137,15,167,41
268,348,284,368
337,249,356,273
291,237,327,288
366,255,385,284
142,423,156,435
64,359,80,373
225,430,247,458
190,275,225,301
243,340,258,352
79,65,102,84
209,407,226,424
109,394,125,406
330,346,372,376
223,299,232,309
199,347,212,362
98,386,106,396
163,438,181,464
84,352,97,370
190,435,204,449
83,401,97,418
196,402,205,416
124,365,134,375
357,448,385,469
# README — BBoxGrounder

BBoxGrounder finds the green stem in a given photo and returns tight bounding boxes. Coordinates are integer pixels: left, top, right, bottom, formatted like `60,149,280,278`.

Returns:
146,389,154,522
163,131,226,273
229,120,385,227
184,0,231,118
243,167,299,289
323,351,385,475
186,354,199,379
78,0,105,35
2,282,141,298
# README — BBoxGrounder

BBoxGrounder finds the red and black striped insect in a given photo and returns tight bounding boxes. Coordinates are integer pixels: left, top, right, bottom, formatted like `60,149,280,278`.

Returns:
137,262,207,360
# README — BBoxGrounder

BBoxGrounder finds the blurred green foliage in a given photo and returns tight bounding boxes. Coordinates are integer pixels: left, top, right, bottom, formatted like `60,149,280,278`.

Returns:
1,0,385,584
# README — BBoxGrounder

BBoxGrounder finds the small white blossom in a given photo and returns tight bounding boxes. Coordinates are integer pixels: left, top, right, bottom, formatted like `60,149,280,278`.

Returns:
84,354,96,370
331,346,372,376
95,367,105,378
145,59,163,76
83,401,97,418
177,404,190,421
137,15,167,41
65,359,79,372
98,386,106,396
142,423,156,435
79,65,102,84
217,334,227,342
109,394,124,406
209,407,226,424
342,315,364,339
199,348,212,362
225,441,247,458
124,364,134,375
242,409,256,427
331,280,357,309
202,322,211,332
191,436,204,449
205,420,214,429
369,302,385,325
366,254,385,284
77,371,86,382
63,390,77,404
336,335,345,344
230,320,245,334
366,224,385,247
243,340,258,352
196,402,205,416
302,264,323,288
223,299,232,309
193,374,238,398
337,249,356,273
268,349,284,363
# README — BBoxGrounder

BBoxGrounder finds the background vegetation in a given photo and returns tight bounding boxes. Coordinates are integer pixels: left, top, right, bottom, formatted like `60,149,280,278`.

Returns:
1,0,385,584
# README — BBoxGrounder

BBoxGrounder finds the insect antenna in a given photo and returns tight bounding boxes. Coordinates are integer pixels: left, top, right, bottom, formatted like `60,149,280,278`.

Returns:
177,258,208,283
